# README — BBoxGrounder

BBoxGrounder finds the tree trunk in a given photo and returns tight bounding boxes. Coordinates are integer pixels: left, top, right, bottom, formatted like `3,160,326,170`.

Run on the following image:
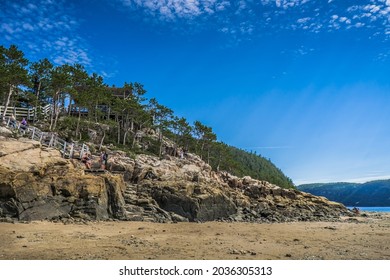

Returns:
34,81,41,123
95,104,98,123
49,92,58,131
200,140,205,159
132,130,138,149
53,107,61,131
158,130,163,157
123,128,129,145
116,115,121,144
76,108,82,138
99,131,105,151
67,98,73,116
2,85,14,120
50,90,62,131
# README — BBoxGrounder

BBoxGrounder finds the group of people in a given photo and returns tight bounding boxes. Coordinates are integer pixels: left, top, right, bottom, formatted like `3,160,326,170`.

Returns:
6,114,28,130
81,151,109,170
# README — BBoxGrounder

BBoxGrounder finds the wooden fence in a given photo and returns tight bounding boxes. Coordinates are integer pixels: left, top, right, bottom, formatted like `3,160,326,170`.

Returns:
0,104,52,121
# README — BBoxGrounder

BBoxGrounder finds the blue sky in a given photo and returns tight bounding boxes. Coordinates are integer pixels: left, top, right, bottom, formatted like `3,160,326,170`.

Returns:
2,0,390,184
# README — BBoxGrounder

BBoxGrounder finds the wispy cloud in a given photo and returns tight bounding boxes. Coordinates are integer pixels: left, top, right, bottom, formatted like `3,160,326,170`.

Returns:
118,0,231,20
0,0,91,66
115,0,390,45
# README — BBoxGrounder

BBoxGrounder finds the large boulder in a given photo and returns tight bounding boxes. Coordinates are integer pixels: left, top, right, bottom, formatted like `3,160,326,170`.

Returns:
0,128,12,137
111,151,350,223
0,137,126,221
139,181,237,222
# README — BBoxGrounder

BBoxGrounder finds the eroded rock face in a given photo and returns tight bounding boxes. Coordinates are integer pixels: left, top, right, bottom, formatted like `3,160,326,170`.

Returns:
0,128,12,138
108,151,351,222
0,137,126,221
0,137,352,223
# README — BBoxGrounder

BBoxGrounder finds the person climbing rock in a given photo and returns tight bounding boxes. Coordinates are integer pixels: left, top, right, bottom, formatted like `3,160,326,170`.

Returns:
81,153,92,169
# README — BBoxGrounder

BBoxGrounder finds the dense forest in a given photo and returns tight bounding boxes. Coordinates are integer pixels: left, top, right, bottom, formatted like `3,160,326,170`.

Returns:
0,44,294,189
298,180,390,206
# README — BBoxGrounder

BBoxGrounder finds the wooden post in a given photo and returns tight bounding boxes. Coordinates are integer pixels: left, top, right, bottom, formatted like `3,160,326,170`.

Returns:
49,134,54,147
63,142,67,158
31,127,36,140
69,143,74,159
80,144,85,159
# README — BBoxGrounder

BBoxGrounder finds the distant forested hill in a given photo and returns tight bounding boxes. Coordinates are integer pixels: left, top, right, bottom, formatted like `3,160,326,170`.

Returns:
297,180,390,206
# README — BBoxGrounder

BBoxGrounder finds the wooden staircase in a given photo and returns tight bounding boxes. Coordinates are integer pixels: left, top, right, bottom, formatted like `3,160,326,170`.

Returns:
2,116,89,159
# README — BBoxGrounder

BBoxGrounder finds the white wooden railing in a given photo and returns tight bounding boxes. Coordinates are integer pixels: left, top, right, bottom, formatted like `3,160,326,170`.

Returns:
2,116,89,159
0,104,52,121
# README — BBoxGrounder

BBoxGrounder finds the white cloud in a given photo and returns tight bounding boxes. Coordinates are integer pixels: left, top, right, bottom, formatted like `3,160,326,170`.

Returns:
297,17,311,24
120,0,230,20
273,0,311,9
1,23,16,34
114,0,390,47
216,1,230,11
22,23,34,31
339,17,348,23
355,22,365,28
0,0,92,66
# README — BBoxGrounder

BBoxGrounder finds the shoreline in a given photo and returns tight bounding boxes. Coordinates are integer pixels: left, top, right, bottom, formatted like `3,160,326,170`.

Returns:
1,213,389,260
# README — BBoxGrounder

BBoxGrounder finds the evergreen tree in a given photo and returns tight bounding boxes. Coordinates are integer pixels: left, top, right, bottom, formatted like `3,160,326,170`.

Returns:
193,120,216,162
148,98,174,157
0,45,29,120
69,64,91,137
29,58,53,121
48,64,72,130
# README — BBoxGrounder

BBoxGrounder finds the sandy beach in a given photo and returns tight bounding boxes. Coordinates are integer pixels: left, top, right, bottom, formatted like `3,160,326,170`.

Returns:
0,213,389,260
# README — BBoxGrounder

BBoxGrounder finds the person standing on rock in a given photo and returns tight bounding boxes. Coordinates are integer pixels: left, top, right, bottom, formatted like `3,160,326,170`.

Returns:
10,114,16,128
179,149,184,159
100,151,108,170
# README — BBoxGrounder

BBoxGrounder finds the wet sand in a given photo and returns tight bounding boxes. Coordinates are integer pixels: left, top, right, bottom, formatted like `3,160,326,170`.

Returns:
0,213,389,260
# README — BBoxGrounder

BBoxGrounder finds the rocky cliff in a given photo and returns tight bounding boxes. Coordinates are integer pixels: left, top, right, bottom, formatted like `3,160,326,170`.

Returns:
0,136,126,222
0,136,351,223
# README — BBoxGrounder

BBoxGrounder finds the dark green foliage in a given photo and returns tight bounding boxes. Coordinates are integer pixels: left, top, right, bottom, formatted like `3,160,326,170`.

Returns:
298,180,390,206
207,142,295,189
0,45,30,119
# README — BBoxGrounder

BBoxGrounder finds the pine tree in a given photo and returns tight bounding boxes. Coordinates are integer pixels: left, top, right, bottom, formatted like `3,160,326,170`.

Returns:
48,64,72,130
0,45,29,120
29,58,53,121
